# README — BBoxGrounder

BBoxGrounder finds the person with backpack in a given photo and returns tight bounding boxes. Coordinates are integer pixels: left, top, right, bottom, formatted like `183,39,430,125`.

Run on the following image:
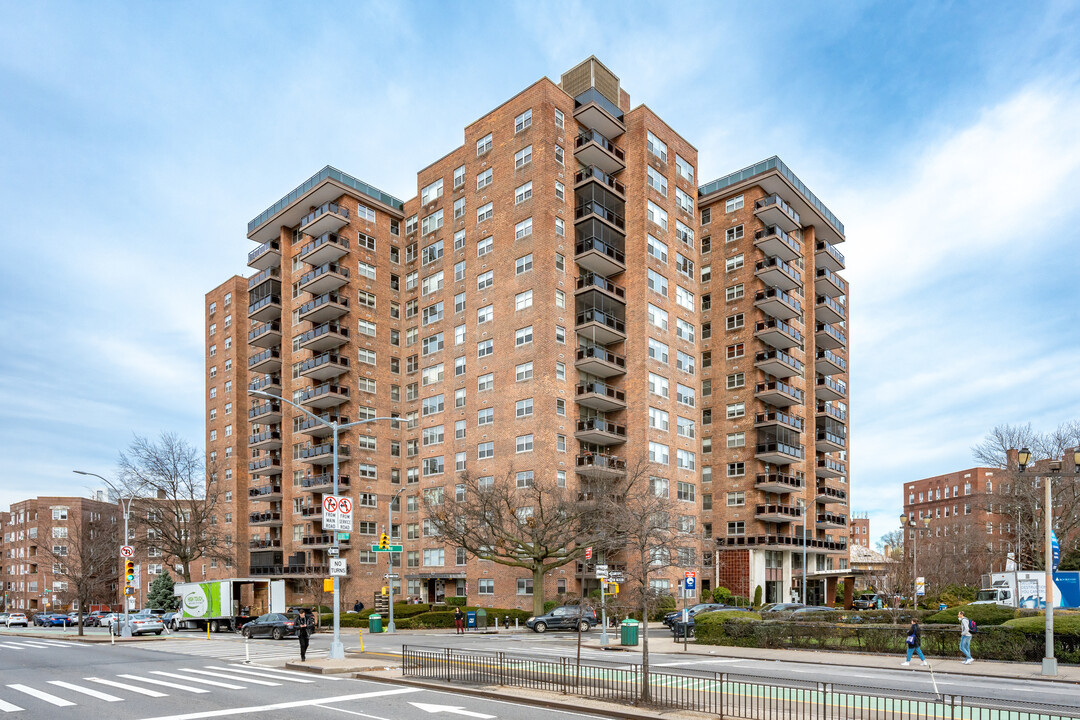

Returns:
902,617,928,666
958,610,974,664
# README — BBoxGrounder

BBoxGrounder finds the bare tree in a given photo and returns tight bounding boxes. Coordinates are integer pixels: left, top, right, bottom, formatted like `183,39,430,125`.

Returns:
971,423,1038,468
424,468,596,617
118,433,231,582
39,510,120,635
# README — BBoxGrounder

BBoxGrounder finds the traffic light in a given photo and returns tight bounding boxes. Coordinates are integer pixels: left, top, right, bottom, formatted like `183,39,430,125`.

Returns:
379,533,390,550
609,582,619,596
381,586,389,596
124,560,135,587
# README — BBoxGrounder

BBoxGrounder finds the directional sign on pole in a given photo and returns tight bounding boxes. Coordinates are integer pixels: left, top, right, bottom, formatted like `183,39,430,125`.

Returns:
322,495,354,532
327,547,339,557
329,558,347,576
120,546,134,558
595,564,608,579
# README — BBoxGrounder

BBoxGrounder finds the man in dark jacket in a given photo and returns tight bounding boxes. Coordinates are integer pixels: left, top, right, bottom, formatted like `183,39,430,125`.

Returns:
902,617,928,666
297,609,315,661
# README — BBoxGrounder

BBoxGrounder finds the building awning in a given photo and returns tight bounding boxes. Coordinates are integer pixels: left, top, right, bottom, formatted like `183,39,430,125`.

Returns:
405,573,467,580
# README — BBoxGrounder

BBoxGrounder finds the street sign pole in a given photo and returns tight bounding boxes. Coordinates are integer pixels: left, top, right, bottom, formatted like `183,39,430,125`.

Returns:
330,425,343,661
600,580,608,645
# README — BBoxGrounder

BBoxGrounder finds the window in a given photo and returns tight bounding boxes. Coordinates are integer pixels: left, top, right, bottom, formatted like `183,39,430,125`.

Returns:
648,303,668,331
514,217,533,239
554,108,565,129
555,181,565,202
676,350,695,374
727,462,745,478
647,130,668,162
648,372,669,398
515,108,532,132
726,224,744,243
649,442,669,465
675,219,694,247
554,145,564,165
423,548,445,567
727,491,745,507
477,168,493,190
676,188,694,216
455,292,465,313
555,289,565,308
422,332,443,355
556,361,565,381
478,373,493,392
676,318,695,342
422,302,443,325
477,339,493,358
515,182,533,205
455,388,466,408
454,324,465,345
726,343,744,360
727,432,745,449
726,402,745,419
555,253,565,271
514,145,533,168
647,166,668,196
478,407,493,425
649,338,669,363
676,449,695,470
515,361,533,382
676,383,695,407
515,326,533,346
675,286,694,311
516,398,533,417
454,197,465,220
727,372,745,390
453,165,465,188
515,254,533,274
422,271,444,296
515,290,533,311
701,207,711,225
422,364,444,386
725,194,744,212
675,253,694,279
677,481,696,502
647,201,668,230
726,254,744,273
358,349,376,366
476,202,493,223
421,179,443,205
476,133,492,155
647,269,668,296
516,435,533,453
422,425,444,446
727,521,745,536
701,265,711,283
477,304,493,324
477,270,493,290
725,284,744,301
478,442,494,459
675,154,694,182
649,407,669,431
479,579,494,594
421,394,444,416
647,235,668,263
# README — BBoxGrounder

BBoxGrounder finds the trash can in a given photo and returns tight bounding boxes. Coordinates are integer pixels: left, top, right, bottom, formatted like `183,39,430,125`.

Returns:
466,611,477,630
620,619,639,646
368,614,383,633
475,608,487,630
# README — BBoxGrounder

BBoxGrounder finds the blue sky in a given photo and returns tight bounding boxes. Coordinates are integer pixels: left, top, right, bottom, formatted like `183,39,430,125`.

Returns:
1,1,1078,548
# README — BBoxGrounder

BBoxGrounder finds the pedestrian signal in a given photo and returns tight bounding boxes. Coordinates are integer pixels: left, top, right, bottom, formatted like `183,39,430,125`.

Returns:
379,533,390,550
609,582,619,595
381,586,389,596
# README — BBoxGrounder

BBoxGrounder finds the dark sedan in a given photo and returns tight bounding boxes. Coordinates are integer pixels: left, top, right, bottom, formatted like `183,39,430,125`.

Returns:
240,613,297,640
670,606,752,637
664,603,743,628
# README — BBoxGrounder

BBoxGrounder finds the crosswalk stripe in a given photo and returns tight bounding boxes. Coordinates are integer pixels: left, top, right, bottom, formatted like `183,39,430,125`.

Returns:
48,680,123,702
214,665,315,683
17,642,54,648
7,684,76,707
149,671,245,689
0,698,23,713
36,640,84,647
179,668,280,686
84,677,168,697
227,664,325,681
0,643,25,649
117,674,209,694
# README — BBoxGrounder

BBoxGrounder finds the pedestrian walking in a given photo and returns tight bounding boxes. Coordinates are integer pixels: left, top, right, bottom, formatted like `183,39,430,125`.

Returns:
353,600,364,613
297,608,315,661
902,617,928,666
958,611,973,664
454,606,465,634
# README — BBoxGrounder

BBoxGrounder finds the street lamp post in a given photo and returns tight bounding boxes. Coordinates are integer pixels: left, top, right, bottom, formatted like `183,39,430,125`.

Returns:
899,513,931,608
1017,446,1080,677
251,389,393,660
386,488,405,633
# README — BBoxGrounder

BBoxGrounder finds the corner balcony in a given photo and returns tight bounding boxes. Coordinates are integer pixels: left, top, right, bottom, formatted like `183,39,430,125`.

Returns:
575,307,626,345
295,414,349,439
299,352,350,381
754,319,803,350
299,201,350,237
248,348,281,373
815,428,846,453
815,240,845,272
249,484,282,502
575,273,626,304
715,534,848,554
816,401,847,424
815,295,846,324
816,483,848,505
299,322,349,352
755,472,804,494
574,418,627,446
816,376,847,402
815,349,846,376
575,199,626,235
815,322,846,350
573,129,625,175
248,321,282,349
249,539,281,550
249,374,281,395
248,401,282,423
755,441,805,465
247,240,281,271
248,455,282,476
576,381,627,412
754,288,802,321
298,292,349,324
298,383,350,410
755,349,804,379
755,504,803,523
815,267,847,298
817,512,848,530
575,453,627,480
575,166,626,200
299,443,350,466
755,257,801,292
247,294,282,322
302,534,351,549
754,226,802,263
754,194,801,233
247,266,280,292
573,87,625,139
299,232,349,267
248,511,282,527
299,261,349,296
250,564,328,578
755,380,804,408
301,473,350,494
575,346,626,378
754,410,804,433
248,429,282,451
575,219,626,276
300,505,323,520
816,456,846,478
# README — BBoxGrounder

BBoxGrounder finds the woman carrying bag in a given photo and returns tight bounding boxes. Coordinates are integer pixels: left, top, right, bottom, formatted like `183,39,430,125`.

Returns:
902,617,928,666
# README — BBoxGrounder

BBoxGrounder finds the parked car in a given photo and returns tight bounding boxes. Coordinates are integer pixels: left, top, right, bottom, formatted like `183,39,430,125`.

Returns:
41,613,70,627
852,593,886,610
136,608,167,618
120,614,165,636
663,603,748,628
0,613,9,624
162,612,180,630
525,605,598,633
670,606,752,638
101,613,122,631
239,613,297,640
759,603,807,613
790,606,836,617
85,611,108,627
5,613,28,628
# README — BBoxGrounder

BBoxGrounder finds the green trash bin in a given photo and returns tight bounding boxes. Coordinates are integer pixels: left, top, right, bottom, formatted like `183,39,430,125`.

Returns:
620,619,639,646
368,614,383,633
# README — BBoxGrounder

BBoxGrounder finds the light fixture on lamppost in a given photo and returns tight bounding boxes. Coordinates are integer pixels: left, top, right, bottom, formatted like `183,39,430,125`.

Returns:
899,513,931,608
250,388,393,660
1017,445,1080,677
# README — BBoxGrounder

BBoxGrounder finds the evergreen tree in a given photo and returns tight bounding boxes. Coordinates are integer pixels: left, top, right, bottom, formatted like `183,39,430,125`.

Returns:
147,570,179,610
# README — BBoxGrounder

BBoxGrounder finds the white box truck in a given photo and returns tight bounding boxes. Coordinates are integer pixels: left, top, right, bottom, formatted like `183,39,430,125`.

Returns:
972,571,1080,608
173,578,286,632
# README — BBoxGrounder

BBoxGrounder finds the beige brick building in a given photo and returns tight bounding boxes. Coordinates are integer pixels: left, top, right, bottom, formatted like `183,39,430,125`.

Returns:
207,57,851,609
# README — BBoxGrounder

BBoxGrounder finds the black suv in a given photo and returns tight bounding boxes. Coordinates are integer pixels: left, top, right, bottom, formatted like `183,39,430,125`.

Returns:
525,605,598,633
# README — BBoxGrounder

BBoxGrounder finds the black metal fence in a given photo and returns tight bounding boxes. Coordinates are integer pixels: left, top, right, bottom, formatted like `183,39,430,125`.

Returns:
402,645,1080,720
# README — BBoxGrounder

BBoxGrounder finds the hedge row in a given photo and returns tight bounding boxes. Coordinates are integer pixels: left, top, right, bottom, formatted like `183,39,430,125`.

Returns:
318,606,531,630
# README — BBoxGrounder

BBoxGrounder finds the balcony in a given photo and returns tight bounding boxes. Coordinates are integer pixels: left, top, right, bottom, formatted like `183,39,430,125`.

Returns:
575,346,626,378
301,473,351,493
249,456,282,476
754,410,804,433
816,456,846,478
755,472,804,494
575,418,627,446
249,539,281,550
299,232,350,266
248,511,282,527
815,322,846,350
575,218,626,276
299,261,349,295
249,484,282,502
817,512,848,530
299,201,350,237
248,321,282,349
298,292,349,324
755,380,804,408
249,374,281,395
755,257,801,292
576,307,626,345
714,534,847,553
754,349,804,379
575,199,626,233
816,483,848,505
815,295,846,324
248,401,282,423
299,322,349,352
250,564,328,577
754,226,802,263
754,194,801,232
574,129,625,175
300,505,323,519
295,414,349,439
754,319,803,350
754,288,802,321
575,166,626,199
755,504,803,523
816,376,847,402
247,266,280,292
815,349,846,376
815,428,846,453
298,382,350,410
299,352,350,382
248,429,282,451
299,443,350,466
755,441,804,465
576,381,627,412
575,453,627,480
248,348,281,373
815,267,847,298
575,273,626,303
247,294,282,322
302,534,351,549
816,401,846,424
247,240,281,271
815,240,845,272
573,87,625,139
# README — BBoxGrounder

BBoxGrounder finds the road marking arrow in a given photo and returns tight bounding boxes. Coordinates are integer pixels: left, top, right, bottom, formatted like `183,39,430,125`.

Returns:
409,702,496,718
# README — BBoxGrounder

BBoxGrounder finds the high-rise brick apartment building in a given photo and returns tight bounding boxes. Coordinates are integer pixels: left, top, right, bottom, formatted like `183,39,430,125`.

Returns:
207,57,851,609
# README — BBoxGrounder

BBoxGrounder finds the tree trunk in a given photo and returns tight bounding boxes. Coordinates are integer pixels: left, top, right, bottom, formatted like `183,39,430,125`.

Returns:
532,565,547,617
640,597,651,702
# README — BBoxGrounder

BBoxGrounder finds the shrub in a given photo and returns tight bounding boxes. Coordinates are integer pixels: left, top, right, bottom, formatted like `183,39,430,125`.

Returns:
394,607,532,629
445,597,467,607
649,595,677,622
543,600,559,613
391,603,432,618
1003,614,1080,663
695,611,762,646
753,586,763,608
926,603,1016,626
713,587,732,603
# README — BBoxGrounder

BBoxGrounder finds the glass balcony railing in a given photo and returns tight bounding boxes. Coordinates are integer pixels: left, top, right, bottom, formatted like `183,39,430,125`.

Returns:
299,322,349,344
576,308,625,333
298,383,350,404
816,267,848,293
755,287,802,314
248,348,281,368
575,200,625,229
755,410,804,431
755,349,804,373
300,352,349,374
247,295,281,316
247,266,280,289
755,257,801,283
576,382,626,403
576,418,627,437
575,273,626,299
754,319,804,344
248,322,280,343
755,442,805,460
754,194,801,226
247,240,279,265
299,232,349,258
575,129,625,161
816,323,847,346
298,292,348,317
299,262,349,287
300,202,349,230
755,381,804,403
816,240,845,266
575,236,625,264
574,166,625,195
575,346,626,368
816,349,847,372
573,87,624,121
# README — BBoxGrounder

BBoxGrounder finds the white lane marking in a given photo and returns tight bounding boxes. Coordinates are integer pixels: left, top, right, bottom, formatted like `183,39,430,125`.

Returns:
35,640,84,647
136,686,420,720
409,702,496,718
16,642,53,648
84,676,168,697
316,706,395,720
208,665,313,683
0,643,25,649
425,686,613,719
149,671,245,689
0,697,23,712
6,684,76,707
179,668,280,686
653,659,743,666
48,680,123,702
225,664,321,681
117,674,209,693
